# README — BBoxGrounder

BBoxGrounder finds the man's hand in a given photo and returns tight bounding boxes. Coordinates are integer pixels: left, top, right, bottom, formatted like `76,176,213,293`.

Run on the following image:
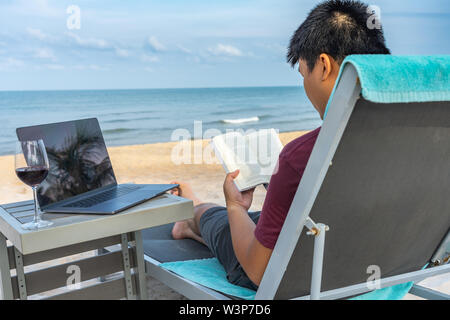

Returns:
223,170,255,211
223,170,272,286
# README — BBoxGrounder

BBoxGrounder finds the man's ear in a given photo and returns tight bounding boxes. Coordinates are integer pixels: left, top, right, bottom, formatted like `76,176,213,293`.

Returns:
319,53,333,81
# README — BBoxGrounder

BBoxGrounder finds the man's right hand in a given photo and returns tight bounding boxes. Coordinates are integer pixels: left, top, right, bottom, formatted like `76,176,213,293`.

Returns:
223,170,255,211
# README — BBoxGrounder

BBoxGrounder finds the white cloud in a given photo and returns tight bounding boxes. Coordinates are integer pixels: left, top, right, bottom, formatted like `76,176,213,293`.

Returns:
26,27,49,41
186,55,201,64
0,57,25,70
34,48,55,60
66,32,110,50
88,64,103,71
0,41,6,54
178,45,192,54
146,36,166,52
71,64,108,71
141,54,159,63
9,0,60,18
115,47,130,58
45,64,64,70
208,44,243,57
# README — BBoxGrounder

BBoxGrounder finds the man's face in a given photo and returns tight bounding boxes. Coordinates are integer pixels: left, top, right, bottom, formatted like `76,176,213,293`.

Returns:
298,59,323,117
298,56,339,119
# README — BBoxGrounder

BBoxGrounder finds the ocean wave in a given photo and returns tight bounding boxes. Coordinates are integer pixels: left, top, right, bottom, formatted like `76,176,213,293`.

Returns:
107,110,159,117
204,114,272,125
102,128,137,134
211,107,255,116
103,116,159,124
221,116,260,124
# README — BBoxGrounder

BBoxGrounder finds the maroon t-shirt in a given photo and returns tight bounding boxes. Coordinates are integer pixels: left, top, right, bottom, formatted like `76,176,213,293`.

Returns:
254,127,321,249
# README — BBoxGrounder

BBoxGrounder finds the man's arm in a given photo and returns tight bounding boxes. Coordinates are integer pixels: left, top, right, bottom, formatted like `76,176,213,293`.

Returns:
223,170,273,286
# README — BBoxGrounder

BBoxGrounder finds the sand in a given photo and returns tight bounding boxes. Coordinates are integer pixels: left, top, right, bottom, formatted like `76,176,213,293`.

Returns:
0,130,448,299
0,131,304,209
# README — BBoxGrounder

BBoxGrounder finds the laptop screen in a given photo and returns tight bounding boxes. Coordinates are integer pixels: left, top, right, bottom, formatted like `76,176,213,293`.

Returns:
16,118,117,208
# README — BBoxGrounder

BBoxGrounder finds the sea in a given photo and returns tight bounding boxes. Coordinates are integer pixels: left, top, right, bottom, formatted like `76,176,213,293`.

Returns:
0,86,322,156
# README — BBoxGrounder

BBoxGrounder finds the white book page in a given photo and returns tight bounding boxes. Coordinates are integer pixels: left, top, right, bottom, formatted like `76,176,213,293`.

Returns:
213,129,283,191
212,132,240,173
246,129,283,179
213,132,262,190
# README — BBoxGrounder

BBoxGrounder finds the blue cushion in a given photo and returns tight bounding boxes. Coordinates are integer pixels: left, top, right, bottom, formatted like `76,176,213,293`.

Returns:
160,257,412,300
160,258,256,299
350,282,414,300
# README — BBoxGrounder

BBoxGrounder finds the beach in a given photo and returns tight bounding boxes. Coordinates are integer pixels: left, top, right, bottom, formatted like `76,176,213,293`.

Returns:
0,131,304,207
0,131,448,299
0,131,303,299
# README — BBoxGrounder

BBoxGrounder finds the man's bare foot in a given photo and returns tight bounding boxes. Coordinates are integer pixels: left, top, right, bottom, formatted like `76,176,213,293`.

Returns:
171,219,205,245
170,181,203,206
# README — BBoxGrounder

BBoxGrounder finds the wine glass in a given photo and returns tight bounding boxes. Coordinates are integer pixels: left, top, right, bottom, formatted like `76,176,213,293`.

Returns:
15,140,53,230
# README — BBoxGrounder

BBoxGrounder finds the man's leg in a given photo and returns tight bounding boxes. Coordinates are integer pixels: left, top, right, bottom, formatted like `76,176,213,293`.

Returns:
169,181,261,290
170,181,218,245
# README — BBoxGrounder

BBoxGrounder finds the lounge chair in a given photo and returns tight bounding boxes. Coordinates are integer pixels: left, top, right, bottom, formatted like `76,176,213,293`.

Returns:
143,55,450,300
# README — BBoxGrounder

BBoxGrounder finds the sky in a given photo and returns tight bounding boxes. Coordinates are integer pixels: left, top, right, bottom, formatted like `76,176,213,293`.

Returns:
0,0,449,91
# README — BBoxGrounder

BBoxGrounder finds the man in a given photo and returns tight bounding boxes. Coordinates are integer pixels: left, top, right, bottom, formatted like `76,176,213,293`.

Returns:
171,0,390,290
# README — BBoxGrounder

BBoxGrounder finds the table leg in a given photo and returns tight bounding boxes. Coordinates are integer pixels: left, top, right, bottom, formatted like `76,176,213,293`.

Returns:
0,233,13,300
14,247,27,300
97,248,108,282
121,233,134,300
133,231,148,300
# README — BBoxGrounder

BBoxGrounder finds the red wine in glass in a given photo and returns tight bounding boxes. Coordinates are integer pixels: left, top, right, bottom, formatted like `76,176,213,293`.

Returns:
15,166,49,187
15,140,53,230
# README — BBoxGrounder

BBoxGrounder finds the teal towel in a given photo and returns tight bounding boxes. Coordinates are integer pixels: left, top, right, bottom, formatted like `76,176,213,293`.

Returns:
160,258,412,300
324,55,450,117
350,282,414,300
160,258,256,300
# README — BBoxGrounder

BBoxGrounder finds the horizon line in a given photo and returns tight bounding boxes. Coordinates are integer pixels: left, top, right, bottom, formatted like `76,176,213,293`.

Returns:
0,84,301,93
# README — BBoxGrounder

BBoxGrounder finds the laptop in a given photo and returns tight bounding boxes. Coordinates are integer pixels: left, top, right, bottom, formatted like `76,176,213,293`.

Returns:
16,118,178,214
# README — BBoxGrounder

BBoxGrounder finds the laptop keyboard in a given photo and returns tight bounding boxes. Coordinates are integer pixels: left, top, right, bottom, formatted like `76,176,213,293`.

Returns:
63,185,141,208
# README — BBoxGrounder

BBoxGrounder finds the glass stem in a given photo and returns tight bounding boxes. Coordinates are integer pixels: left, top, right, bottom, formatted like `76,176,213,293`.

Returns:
32,186,41,223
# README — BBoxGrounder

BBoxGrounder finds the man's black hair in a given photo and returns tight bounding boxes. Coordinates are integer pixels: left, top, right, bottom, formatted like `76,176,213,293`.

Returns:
287,0,390,71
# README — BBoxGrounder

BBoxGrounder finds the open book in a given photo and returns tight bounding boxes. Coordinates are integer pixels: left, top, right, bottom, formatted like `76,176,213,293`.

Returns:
212,129,283,191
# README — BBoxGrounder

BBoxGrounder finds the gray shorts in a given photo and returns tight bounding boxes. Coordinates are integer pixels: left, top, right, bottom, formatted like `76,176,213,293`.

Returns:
199,206,261,291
